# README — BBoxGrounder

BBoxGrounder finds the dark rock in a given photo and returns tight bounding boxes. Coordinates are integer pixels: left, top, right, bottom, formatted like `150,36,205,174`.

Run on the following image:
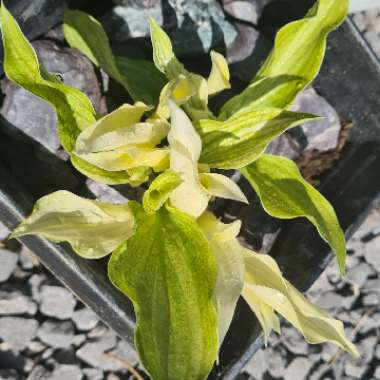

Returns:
102,0,237,54
223,0,261,24
86,180,128,204
0,369,21,380
0,249,18,282
50,365,83,380
1,39,102,155
0,317,38,351
290,87,342,153
39,286,76,320
26,366,51,380
284,357,313,380
266,133,301,160
72,308,99,332
103,0,162,40
0,291,37,316
37,320,75,348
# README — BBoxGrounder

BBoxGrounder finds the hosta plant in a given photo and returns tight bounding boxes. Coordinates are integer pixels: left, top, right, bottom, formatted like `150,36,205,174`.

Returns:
2,0,359,378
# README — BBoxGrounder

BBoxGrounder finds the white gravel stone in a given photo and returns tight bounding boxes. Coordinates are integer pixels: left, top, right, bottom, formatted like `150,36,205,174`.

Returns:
0,249,18,282
50,364,83,380
284,357,313,380
72,308,99,331
37,320,74,348
39,286,76,319
0,317,38,351
0,291,37,316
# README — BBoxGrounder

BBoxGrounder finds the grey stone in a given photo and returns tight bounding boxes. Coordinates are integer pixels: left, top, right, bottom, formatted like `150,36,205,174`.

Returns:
317,291,345,311
28,274,46,302
0,292,37,316
282,327,310,355
223,0,260,24
375,366,380,380
86,180,128,204
19,248,39,270
41,347,54,360
266,133,301,160
266,347,287,378
0,369,20,380
346,262,373,288
362,292,379,306
50,365,83,380
26,340,46,354
0,221,10,241
111,339,138,366
284,357,313,380
0,249,18,282
363,235,380,271
82,368,104,380
76,332,118,371
39,286,76,319
1,39,102,155
291,87,342,153
72,334,86,347
242,348,267,379
37,320,74,348
103,0,237,54
72,308,99,331
344,359,369,379
87,325,110,339
0,317,38,351
104,0,162,40
26,366,51,380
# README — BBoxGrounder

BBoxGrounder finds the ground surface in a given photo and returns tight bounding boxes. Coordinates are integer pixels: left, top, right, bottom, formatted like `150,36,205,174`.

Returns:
0,6,379,380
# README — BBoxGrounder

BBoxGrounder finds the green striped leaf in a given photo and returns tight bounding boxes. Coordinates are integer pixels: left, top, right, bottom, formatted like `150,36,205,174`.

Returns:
242,154,346,273
108,205,218,380
199,108,319,169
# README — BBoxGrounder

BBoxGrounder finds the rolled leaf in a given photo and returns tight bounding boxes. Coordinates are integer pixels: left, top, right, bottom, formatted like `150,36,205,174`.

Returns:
242,154,346,273
143,171,182,214
199,212,245,347
220,0,348,118
168,100,209,218
199,173,248,204
11,191,139,259
108,205,218,380
64,9,165,105
1,3,96,153
207,50,231,96
199,108,318,169
243,250,358,357
149,18,211,120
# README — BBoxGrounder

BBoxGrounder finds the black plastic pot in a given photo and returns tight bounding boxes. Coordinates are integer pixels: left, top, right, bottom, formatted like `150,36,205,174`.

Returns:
0,16,379,379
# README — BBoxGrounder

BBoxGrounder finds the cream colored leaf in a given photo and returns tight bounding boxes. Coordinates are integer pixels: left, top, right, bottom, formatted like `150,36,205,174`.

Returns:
11,190,138,259
243,251,359,357
198,212,245,347
199,173,248,204
75,102,152,154
207,50,231,96
168,100,208,217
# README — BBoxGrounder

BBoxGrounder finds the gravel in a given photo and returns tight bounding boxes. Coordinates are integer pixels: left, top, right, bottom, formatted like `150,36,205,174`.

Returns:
39,286,76,320
37,320,75,348
0,249,18,282
0,317,38,352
